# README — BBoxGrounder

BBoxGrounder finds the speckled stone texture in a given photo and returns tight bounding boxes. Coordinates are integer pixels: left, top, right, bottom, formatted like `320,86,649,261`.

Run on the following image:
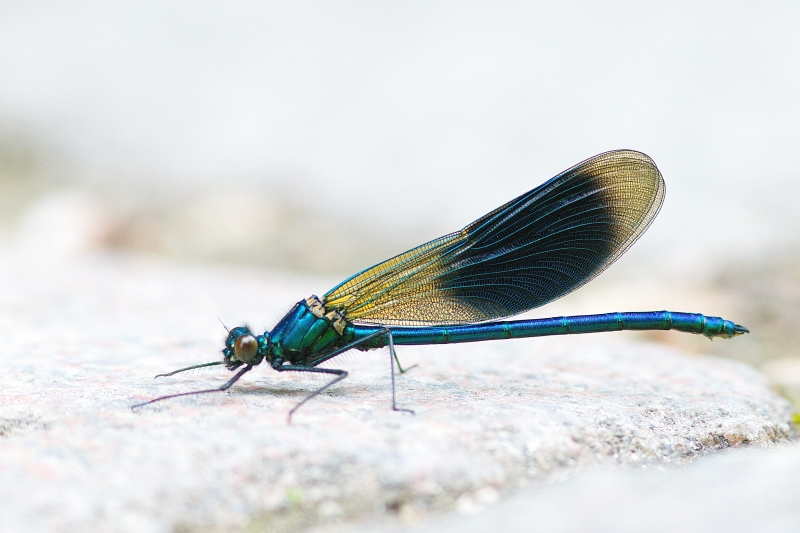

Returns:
0,248,791,533
361,443,800,533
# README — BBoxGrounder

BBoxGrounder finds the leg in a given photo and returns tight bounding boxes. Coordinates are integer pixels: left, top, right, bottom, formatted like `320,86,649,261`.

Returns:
276,365,349,424
132,364,253,410
244,331,383,423
310,327,414,374
387,330,414,415
308,328,390,366
393,349,418,374
154,361,224,378
284,328,414,421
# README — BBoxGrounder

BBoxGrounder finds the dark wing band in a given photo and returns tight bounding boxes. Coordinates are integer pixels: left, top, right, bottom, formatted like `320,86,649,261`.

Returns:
324,150,665,326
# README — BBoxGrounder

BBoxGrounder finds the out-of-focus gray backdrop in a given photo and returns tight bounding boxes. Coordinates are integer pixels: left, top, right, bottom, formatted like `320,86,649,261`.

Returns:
1,6,800,532
1,1,799,376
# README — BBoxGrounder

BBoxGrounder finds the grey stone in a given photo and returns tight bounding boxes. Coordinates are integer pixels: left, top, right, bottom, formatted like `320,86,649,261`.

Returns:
367,443,800,533
0,249,790,533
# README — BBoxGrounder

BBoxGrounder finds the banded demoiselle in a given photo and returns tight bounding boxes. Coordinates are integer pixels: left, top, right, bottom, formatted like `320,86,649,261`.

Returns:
133,150,748,421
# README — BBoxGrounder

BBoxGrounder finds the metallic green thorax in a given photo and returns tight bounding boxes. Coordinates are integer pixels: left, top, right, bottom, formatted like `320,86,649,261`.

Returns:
267,296,348,365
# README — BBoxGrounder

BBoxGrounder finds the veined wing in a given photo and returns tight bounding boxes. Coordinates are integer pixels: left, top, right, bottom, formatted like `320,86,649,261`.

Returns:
324,150,665,326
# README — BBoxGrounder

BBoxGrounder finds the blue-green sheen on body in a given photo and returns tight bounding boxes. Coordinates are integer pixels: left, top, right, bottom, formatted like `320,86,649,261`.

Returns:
345,311,740,349
269,302,345,364
268,299,741,366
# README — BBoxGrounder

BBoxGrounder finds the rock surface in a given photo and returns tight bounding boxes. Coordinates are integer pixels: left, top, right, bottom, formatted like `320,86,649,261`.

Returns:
0,248,791,533
358,443,800,533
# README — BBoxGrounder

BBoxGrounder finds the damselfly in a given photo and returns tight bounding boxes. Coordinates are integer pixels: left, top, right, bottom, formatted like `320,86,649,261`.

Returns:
133,150,747,422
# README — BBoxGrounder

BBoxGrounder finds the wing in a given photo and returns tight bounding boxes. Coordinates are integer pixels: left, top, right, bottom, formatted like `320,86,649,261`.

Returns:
324,150,665,326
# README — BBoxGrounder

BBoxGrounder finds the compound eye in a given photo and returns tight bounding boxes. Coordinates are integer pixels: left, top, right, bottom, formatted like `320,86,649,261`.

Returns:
234,334,258,363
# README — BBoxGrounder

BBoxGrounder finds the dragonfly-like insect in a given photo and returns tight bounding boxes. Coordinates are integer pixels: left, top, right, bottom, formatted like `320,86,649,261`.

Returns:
133,150,747,422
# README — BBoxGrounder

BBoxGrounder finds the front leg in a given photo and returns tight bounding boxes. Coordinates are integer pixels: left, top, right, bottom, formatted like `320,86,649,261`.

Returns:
278,327,415,422
275,365,348,424
132,364,254,410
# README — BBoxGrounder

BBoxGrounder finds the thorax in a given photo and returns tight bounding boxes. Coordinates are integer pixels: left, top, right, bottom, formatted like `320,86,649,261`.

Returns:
269,296,348,364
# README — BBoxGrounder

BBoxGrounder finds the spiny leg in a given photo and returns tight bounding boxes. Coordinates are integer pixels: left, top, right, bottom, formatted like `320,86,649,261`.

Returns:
307,326,415,376
284,328,415,421
387,330,414,415
281,328,387,422
132,364,253,410
276,366,349,424
154,361,224,378
313,327,415,414
308,328,390,367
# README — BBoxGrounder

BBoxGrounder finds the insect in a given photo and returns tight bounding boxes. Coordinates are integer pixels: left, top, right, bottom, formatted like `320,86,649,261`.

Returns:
133,150,747,422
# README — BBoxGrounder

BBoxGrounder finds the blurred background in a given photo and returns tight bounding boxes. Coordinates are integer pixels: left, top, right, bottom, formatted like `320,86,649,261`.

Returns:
1,1,799,401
